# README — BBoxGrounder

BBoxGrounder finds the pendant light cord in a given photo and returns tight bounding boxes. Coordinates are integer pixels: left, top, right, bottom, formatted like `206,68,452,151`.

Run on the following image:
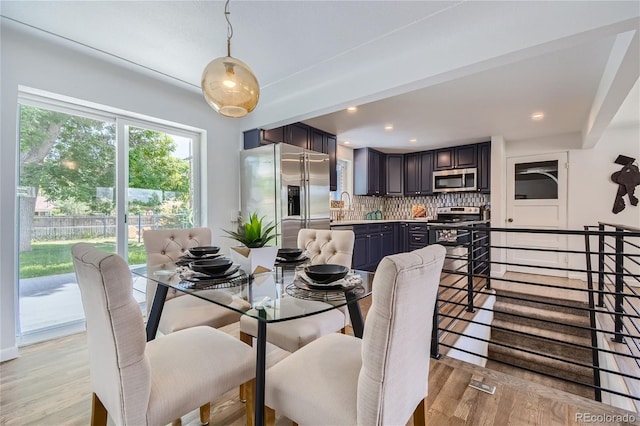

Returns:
225,0,233,57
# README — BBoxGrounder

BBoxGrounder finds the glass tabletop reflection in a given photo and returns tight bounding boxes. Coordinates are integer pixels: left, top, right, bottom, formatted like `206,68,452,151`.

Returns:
131,264,374,324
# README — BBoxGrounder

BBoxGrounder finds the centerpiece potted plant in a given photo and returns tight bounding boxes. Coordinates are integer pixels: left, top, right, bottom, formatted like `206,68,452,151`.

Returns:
223,212,278,274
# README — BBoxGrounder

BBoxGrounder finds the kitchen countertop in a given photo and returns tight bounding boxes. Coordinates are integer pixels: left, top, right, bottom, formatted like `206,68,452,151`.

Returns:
331,219,490,226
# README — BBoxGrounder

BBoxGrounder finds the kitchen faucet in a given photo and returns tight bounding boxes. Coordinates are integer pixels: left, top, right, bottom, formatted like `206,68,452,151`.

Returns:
338,191,351,221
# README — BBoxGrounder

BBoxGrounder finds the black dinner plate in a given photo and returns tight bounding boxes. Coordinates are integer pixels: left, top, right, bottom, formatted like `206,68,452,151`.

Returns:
184,265,241,281
189,257,234,275
276,255,309,264
189,246,221,257
277,248,303,260
294,276,357,291
178,253,221,265
304,264,349,284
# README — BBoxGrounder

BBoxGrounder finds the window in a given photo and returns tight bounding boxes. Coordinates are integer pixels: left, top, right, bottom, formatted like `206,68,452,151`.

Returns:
514,160,559,200
16,91,202,343
331,159,352,201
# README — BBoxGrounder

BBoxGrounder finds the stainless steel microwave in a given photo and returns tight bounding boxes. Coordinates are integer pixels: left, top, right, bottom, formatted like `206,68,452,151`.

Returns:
433,168,477,192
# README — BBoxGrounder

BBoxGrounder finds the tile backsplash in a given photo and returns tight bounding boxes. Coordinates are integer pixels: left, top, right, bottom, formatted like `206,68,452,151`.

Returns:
331,192,490,221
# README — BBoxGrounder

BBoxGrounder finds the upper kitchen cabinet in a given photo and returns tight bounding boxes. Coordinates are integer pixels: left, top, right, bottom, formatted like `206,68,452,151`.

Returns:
354,148,386,196
311,129,337,191
434,144,477,170
287,123,310,149
404,151,433,196
263,127,285,144
477,141,491,193
243,127,287,149
385,154,404,196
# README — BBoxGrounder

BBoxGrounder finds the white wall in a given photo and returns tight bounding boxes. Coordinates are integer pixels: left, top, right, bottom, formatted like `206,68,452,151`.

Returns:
0,22,242,360
569,125,640,230
505,126,640,278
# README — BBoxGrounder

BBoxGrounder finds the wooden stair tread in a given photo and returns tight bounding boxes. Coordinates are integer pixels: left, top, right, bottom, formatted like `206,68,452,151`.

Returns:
491,318,591,346
493,301,589,327
488,342,594,383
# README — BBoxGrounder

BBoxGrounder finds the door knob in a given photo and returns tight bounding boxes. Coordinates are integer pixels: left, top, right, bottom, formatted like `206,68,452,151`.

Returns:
507,218,514,223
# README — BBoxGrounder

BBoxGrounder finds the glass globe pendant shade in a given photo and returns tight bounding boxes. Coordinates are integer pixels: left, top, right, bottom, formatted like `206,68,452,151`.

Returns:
201,55,260,118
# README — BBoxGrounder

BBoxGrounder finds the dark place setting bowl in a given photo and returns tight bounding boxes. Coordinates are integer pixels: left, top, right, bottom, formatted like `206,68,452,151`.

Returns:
278,248,303,260
189,257,233,275
304,264,349,284
189,246,221,257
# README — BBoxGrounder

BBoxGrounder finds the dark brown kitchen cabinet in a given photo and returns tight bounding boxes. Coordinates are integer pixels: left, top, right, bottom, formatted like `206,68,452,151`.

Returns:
434,144,477,170
263,127,285,144
353,231,368,270
397,222,409,253
287,123,310,149
477,142,491,193
242,127,287,149
354,148,385,196
351,223,395,271
380,224,395,258
404,151,433,196
310,129,338,191
385,154,404,196
407,223,429,251
435,148,453,170
310,129,325,154
326,135,337,191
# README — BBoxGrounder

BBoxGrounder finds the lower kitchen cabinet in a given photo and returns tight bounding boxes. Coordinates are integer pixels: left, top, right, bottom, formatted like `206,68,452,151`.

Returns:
353,232,368,270
407,223,429,252
351,223,396,271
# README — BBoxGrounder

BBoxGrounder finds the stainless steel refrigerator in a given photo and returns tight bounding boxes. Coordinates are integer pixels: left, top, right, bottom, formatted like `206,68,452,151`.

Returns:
240,143,331,248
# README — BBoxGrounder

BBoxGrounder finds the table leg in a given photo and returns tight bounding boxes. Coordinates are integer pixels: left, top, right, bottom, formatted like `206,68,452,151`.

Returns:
255,318,267,426
146,285,168,342
346,291,365,338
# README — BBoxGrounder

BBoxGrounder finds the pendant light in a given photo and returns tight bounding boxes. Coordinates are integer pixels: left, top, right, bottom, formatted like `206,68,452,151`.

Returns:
201,0,259,118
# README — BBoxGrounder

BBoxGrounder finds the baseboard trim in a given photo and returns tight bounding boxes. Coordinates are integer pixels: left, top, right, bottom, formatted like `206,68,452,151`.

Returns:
1,345,19,362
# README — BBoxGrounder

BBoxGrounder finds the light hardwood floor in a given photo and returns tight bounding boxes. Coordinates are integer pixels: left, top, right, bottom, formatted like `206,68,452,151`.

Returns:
2,316,638,426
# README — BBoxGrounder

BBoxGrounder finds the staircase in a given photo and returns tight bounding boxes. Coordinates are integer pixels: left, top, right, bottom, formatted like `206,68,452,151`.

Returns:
486,289,596,399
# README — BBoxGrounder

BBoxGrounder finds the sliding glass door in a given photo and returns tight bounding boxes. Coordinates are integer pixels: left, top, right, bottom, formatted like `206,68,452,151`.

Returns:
16,99,200,342
17,104,116,337
124,123,198,268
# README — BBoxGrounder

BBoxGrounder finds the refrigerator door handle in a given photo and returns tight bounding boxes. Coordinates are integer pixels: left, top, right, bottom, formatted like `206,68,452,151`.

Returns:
304,153,311,228
300,153,307,228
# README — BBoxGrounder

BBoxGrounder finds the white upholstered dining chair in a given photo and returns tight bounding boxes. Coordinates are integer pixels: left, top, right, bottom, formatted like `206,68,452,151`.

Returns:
263,244,446,426
239,228,355,353
71,243,256,426
143,228,242,335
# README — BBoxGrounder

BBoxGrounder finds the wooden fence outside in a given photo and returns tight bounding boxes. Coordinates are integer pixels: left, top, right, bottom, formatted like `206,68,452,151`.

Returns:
31,214,190,241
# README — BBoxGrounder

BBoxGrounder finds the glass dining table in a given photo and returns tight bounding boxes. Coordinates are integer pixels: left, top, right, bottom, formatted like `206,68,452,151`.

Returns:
132,261,374,426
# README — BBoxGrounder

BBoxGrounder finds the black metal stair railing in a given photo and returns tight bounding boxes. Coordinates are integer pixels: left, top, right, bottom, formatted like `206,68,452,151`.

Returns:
430,223,640,409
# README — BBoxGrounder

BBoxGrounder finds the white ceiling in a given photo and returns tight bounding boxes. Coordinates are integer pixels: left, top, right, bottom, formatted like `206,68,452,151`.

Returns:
2,1,639,152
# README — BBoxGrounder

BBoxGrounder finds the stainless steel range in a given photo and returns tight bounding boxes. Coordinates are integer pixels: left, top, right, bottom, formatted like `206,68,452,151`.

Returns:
428,206,483,272
429,206,482,245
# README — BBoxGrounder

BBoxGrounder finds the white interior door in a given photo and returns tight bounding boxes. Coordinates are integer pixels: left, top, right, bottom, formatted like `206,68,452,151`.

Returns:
506,152,568,276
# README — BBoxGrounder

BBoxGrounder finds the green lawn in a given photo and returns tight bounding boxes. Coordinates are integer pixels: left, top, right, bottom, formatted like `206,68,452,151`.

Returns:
19,239,147,279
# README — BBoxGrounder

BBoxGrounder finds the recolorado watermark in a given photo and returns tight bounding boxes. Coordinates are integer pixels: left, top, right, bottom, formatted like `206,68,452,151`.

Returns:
575,412,636,423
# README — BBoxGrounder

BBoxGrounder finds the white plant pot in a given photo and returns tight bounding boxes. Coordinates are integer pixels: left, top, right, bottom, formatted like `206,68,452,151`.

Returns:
229,245,279,275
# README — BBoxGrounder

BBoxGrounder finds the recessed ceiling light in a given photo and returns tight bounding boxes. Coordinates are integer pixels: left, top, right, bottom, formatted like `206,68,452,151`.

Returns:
343,141,350,145
384,125,393,131
409,138,417,143
347,106,357,112
531,112,545,120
